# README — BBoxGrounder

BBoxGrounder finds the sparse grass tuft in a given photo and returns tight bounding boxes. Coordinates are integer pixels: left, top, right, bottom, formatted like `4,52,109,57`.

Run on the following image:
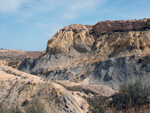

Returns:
0,105,22,113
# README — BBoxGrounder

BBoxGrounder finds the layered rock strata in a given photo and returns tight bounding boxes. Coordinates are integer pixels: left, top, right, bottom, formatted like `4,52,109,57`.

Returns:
93,18,150,35
19,18,150,89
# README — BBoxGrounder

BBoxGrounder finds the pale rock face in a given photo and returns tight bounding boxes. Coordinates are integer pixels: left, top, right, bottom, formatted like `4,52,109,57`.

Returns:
93,30,150,60
46,24,94,54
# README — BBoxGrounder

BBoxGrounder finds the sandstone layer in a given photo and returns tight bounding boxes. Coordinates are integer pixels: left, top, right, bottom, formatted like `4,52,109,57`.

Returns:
93,18,150,35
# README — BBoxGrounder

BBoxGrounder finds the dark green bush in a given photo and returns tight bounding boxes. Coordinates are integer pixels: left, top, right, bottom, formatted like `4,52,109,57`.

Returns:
110,81,150,110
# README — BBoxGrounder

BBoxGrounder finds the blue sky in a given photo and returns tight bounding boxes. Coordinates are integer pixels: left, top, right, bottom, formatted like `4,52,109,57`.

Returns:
0,0,150,51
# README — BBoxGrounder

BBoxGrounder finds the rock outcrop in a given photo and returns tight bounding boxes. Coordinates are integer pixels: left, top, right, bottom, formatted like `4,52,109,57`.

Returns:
19,24,95,72
19,18,150,89
46,24,94,54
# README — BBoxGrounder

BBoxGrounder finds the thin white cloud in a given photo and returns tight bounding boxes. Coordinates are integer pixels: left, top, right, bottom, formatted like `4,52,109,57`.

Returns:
0,0,107,19
0,0,107,32
0,0,25,14
61,0,107,19
0,0,108,38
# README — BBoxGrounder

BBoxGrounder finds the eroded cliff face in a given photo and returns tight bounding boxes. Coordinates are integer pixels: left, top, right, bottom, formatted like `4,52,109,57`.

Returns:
19,24,95,72
19,18,150,89
88,30,150,63
44,19,150,63
46,24,93,54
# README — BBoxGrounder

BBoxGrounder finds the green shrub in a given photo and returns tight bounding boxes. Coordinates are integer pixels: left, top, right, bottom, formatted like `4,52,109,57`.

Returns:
25,100,45,113
110,81,150,110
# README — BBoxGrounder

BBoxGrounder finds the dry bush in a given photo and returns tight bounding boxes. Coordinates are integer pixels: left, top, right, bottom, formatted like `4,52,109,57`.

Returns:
85,82,150,113
25,100,45,113
110,81,150,111
86,96,108,113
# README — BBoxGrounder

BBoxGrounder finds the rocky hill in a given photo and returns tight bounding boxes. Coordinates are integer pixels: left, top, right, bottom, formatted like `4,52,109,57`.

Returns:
19,18,150,89
0,65,87,113
0,49,44,68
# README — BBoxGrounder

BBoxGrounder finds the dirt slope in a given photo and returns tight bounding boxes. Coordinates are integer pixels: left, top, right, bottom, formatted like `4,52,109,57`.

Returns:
0,65,85,113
